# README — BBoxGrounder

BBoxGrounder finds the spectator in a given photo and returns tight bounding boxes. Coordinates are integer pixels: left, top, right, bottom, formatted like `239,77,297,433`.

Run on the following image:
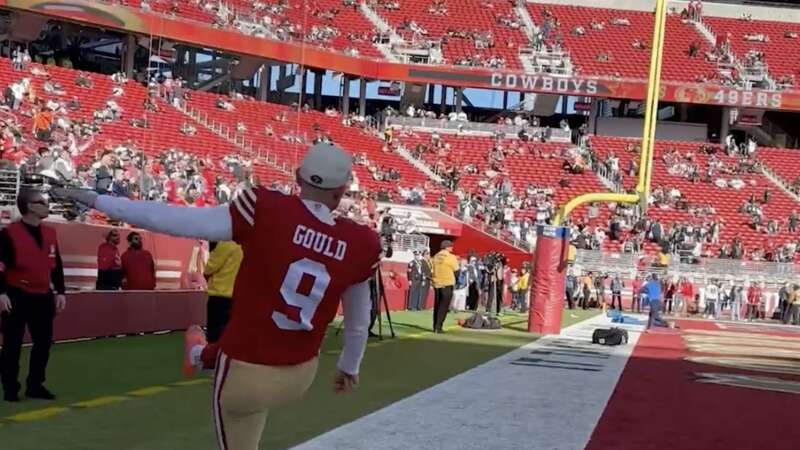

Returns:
746,281,762,321
32,107,53,141
565,269,577,310
610,273,623,310
786,285,800,325
121,232,156,290
96,230,123,290
704,280,719,319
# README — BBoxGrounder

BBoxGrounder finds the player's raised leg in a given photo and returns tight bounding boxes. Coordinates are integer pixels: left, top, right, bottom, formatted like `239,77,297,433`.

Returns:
214,353,319,450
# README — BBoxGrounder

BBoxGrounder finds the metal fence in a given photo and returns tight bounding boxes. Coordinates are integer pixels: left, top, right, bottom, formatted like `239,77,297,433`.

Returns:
393,232,430,253
0,168,20,207
385,116,572,142
575,249,799,287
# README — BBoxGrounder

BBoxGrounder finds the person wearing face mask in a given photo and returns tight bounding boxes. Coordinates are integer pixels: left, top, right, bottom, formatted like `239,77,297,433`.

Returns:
0,188,66,402
121,232,156,290
96,230,123,290
406,250,426,311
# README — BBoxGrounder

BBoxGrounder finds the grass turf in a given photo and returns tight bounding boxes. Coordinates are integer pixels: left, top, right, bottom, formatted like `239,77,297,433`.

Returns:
0,309,597,450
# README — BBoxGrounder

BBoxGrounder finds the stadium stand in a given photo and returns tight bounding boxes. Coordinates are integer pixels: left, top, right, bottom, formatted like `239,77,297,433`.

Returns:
179,89,450,204
703,15,800,83
371,0,527,69
526,4,718,81
591,136,800,261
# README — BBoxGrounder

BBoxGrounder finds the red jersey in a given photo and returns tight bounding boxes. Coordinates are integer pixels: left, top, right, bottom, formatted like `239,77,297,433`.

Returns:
221,187,382,366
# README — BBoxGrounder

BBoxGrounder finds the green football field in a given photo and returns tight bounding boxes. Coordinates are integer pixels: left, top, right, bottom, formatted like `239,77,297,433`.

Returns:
0,309,597,450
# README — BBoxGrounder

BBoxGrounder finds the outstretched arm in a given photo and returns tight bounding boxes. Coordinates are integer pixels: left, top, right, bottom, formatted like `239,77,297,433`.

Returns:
54,189,232,242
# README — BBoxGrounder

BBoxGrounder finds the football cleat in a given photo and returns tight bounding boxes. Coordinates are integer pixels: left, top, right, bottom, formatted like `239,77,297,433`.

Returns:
182,325,207,377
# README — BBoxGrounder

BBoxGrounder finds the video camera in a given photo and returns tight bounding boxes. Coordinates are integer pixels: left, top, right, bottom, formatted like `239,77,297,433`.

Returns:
483,251,507,271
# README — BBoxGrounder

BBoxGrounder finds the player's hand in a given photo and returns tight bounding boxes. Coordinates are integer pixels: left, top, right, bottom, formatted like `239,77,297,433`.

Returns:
333,369,359,394
0,294,11,313
55,294,66,314
50,187,98,208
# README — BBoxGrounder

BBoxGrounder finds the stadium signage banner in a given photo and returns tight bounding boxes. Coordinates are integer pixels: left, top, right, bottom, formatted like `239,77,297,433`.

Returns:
489,73,599,95
4,0,798,112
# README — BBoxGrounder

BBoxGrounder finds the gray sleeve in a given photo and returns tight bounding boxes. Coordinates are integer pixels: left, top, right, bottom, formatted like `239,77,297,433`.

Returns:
337,280,371,375
95,196,233,242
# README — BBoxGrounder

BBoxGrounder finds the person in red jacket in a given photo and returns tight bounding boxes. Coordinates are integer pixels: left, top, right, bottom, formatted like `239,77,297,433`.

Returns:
0,188,66,402
631,275,642,313
121,232,156,290
746,281,763,321
96,230,122,290
680,278,695,317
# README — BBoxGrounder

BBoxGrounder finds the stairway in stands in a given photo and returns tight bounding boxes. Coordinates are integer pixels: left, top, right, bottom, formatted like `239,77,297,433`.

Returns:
179,90,451,205
168,97,292,181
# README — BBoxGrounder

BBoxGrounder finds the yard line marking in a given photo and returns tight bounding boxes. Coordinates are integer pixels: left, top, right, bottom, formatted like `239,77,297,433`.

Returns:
71,396,129,408
170,379,213,387
127,386,170,397
7,407,70,422
1,378,211,425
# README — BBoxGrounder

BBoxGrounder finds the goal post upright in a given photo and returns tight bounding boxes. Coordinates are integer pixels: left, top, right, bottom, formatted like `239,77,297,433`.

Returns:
528,0,668,334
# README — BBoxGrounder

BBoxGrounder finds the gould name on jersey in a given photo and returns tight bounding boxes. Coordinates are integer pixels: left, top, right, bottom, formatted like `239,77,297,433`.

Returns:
292,224,347,261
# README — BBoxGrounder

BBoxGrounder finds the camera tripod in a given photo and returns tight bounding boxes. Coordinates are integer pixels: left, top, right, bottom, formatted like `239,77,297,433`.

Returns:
336,265,395,340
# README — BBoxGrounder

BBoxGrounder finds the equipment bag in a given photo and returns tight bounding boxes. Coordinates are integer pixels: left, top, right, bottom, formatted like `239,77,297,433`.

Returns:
462,313,502,330
592,327,628,346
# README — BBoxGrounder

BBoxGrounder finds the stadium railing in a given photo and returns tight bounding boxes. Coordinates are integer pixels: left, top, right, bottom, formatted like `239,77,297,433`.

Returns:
385,116,572,142
575,249,799,285
0,167,20,208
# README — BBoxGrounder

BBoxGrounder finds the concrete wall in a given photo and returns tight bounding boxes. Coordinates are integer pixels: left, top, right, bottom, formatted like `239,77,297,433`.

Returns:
595,117,708,140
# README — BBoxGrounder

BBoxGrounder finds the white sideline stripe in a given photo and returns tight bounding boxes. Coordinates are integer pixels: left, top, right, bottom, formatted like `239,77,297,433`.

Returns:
155,271,182,279
64,268,97,277
64,269,182,279
62,255,97,264
292,314,645,450
156,259,183,268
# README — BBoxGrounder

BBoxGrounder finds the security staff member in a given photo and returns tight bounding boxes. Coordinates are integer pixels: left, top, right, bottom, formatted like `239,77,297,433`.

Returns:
204,241,242,343
431,240,459,333
420,249,432,310
406,250,425,311
0,188,66,402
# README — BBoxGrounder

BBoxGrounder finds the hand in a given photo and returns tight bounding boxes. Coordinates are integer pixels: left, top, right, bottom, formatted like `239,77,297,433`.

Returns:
0,294,11,313
50,187,98,208
333,369,359,394
55,294,66,314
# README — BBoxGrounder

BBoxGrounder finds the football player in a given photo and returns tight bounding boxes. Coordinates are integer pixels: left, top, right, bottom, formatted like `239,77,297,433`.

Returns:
55,143,381,450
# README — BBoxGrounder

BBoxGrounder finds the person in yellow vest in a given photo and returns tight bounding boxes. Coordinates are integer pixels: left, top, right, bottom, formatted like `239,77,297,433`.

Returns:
567,243,577,265
204,241,243,343
431,240,459,333
516,265,531,312
656,250,670,267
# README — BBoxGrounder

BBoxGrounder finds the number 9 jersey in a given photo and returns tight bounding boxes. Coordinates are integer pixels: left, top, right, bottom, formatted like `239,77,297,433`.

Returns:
220,187,382,366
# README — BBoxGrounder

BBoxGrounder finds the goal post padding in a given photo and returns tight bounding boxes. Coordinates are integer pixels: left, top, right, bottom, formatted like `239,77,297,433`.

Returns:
528,225,570,335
